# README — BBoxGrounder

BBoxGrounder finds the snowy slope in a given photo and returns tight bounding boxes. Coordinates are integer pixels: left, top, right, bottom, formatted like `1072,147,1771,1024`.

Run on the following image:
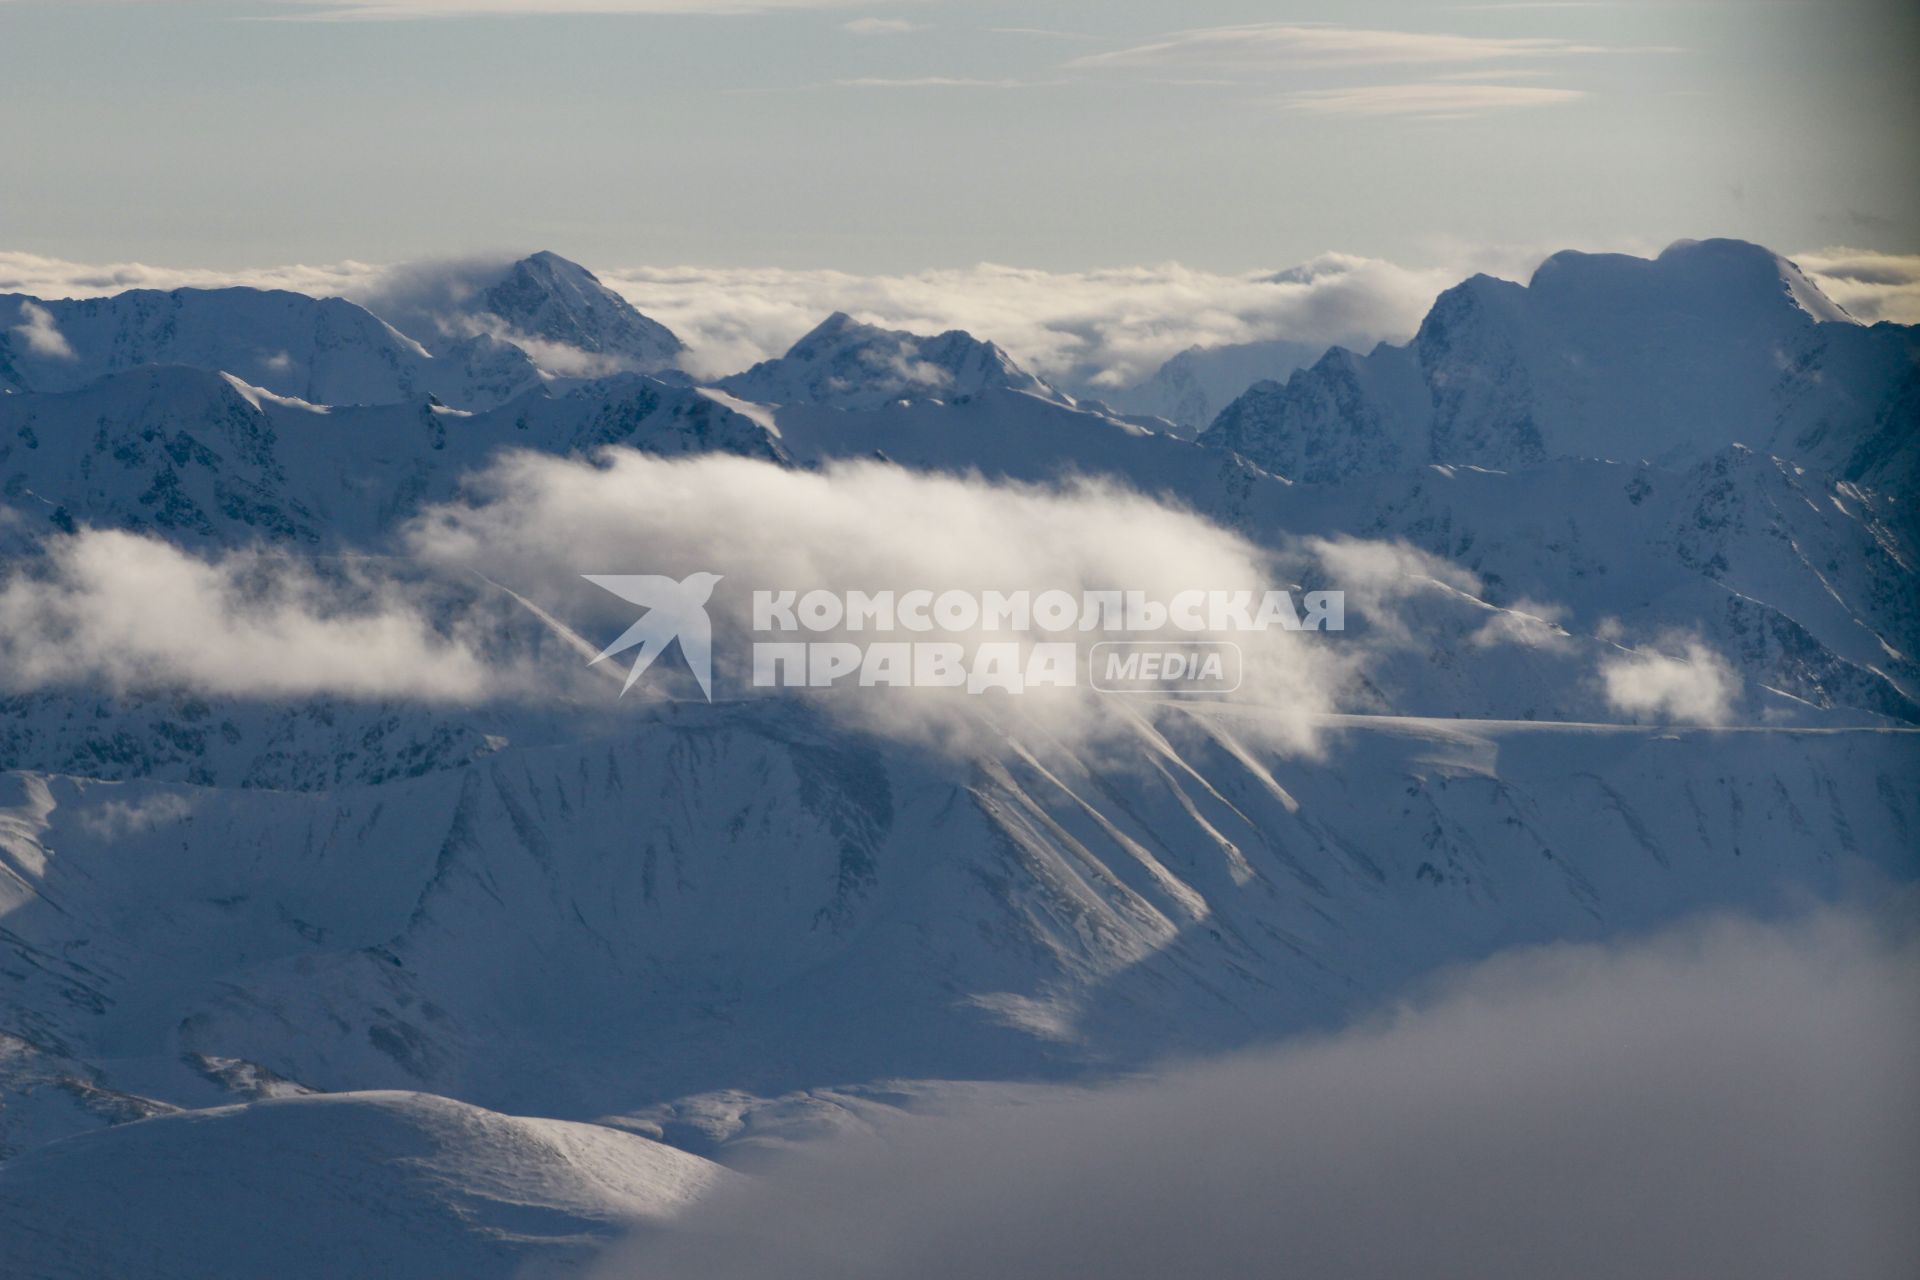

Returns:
0,252,687,411
0,288,546,411
0,1090,729,1280
0,365,780,550
717,312,1070,411
467,251,684,374
756,389,1918,726
0,711,1912,1140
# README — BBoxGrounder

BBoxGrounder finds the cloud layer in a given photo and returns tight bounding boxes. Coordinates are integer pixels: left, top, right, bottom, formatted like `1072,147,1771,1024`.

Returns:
611,902,1920,1279
1792,249,1920,325
406,451,1358,755
1283,82,1586,118
1069,23,1610,72
266,0,920,19
596,255,1460,386
0,456,1760,742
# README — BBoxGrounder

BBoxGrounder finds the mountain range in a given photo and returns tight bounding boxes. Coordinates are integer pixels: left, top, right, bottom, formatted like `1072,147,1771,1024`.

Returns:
0,240,1914,1276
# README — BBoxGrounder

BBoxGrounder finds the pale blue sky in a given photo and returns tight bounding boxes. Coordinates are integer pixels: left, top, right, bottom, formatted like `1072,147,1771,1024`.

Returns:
1,0,1914,271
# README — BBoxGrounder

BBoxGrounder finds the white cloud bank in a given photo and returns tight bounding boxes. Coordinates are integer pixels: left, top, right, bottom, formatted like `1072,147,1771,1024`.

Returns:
597,255,1461,385
0,460,1405,752
406,451,1361,755
0,458,1761,740
0,530,506,701
0,250,385,300
609,902,1920,1280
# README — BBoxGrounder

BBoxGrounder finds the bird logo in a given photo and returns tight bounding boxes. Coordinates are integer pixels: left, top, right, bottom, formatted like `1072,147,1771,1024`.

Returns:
582,572,723,700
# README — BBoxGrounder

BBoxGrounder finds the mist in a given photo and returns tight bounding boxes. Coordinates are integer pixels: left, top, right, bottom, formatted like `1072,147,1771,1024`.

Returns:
607,903,1920,1280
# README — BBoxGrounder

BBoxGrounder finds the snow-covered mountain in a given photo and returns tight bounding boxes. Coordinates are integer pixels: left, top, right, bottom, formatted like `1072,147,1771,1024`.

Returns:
0,288,546,411
0,364,779,550
0,237,1914,1276
1,251,690,412
716,311,1070,410
394,251,686,377
3,707,1911,1138
0,1090,728,1278
1207,239,1918,500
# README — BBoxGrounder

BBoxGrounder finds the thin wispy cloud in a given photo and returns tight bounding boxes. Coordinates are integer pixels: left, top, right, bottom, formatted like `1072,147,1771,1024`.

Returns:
1284,82,1587,118
1068,23,1611,72
1429,67,1560,80
842,16,912,36
1451,2,1628,10
833,76,1056,90
262,0,924,20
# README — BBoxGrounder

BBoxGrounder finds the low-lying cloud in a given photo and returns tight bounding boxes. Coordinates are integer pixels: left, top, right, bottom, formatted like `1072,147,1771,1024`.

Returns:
609,901,1920,1279
0,249,385,303
1600,636,1739,725
0,456,1690,740
9,300,77,360
406,450,1360,755
597,255,1459,386
0,529,510,701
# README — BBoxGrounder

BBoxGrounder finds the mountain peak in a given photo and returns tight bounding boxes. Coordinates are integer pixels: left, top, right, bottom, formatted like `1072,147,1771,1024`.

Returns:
718,314,1065,411
788,311,873,353
1207,237,1909,485
474,252,683,374
1524,237,1854,326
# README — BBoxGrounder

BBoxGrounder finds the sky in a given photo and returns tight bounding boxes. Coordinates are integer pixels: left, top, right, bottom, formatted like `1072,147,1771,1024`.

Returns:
1,0,1916,274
